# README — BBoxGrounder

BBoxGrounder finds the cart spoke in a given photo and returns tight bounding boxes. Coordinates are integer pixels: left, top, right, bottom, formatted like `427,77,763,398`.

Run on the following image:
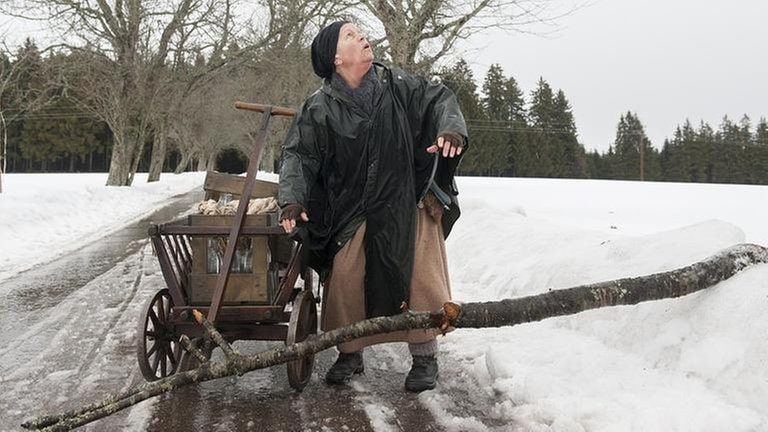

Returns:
156,297,166,322
146,341,159,358
148,308,161,329
164,297,172,321
151,347,162,373
145,330,158,339
160,352,167,377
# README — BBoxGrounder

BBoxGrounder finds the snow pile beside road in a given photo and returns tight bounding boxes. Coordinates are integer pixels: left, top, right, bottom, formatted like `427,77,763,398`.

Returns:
0,172,205,283
443,177,768,431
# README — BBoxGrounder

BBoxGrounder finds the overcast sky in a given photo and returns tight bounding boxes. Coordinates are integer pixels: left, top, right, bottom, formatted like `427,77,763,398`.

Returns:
458,0,768,152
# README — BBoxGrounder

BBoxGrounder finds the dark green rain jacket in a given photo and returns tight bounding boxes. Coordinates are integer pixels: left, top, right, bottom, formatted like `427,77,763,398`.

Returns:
278,62,468,318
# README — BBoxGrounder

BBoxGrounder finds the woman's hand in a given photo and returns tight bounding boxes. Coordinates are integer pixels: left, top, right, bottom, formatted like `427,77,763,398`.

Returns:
426,131,464,158
279,204,309,232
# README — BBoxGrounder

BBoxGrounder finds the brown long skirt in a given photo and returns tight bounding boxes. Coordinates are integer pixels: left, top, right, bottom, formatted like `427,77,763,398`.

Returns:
321,207,452,353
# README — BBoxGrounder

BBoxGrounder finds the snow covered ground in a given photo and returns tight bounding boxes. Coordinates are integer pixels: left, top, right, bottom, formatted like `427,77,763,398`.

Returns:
444,177,768,432
0,173,207,284
1,173,767,431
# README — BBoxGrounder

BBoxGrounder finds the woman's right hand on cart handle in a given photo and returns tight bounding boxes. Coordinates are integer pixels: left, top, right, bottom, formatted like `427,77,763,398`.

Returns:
280,203,309,233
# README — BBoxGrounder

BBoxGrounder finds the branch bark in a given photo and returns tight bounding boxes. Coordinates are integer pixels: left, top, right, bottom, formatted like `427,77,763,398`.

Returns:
21,243,768,431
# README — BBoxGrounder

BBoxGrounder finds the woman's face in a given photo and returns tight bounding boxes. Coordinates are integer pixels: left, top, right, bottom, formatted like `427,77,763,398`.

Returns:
335,23,374,69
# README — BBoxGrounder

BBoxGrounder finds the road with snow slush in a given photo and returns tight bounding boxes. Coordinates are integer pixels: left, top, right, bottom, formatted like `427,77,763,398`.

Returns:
0,193,505,432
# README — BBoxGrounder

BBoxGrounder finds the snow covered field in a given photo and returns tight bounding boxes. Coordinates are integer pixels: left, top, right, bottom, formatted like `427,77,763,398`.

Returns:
0,173,206,283
443,177,768,431
1,173,767,431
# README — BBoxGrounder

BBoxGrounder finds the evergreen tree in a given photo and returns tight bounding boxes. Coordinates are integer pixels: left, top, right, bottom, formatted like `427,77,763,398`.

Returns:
586,149,613,179
439,59,483,176
716,116,741,183
527,77,559,177
695,121,716,182
13,39,48,171
528,78,556,128
478,64,511,176
755,118,768,183
660,127,683,181
737,115,754,183
504,77,526,124
552,90,586,178
482,64,507,121
679,119,697,182
439,59,483,120
502,75,530,177
611,112,655,180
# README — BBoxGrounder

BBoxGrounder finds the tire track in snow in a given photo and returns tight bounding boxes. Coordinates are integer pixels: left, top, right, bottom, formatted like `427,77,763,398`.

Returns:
0,247,159,431
74,247,146,378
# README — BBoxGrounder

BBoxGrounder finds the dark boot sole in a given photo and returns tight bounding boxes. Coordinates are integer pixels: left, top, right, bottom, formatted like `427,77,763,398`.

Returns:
325,365,365,385
404,372,439,393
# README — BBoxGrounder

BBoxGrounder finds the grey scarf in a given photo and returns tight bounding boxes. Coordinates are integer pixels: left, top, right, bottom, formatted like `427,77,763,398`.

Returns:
331,67,382,116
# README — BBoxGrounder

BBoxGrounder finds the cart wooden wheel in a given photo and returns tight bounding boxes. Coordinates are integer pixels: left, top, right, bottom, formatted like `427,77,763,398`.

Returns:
137,289,182,381
286,290,318,390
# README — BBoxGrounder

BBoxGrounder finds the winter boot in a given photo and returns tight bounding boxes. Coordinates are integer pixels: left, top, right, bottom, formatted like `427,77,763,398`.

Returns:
325,351,364,384
405,355,439,392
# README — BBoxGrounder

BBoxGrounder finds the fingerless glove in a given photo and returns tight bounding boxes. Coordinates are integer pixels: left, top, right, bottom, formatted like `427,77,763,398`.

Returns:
279,203,306,221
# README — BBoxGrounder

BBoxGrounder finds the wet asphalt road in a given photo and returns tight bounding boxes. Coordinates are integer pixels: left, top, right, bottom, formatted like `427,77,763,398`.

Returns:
146,340,507,432
0,190,203,431
0,190,204,352
0,191,506,432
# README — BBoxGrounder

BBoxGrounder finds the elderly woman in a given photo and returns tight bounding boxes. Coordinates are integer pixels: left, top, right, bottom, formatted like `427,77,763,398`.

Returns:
278,21,468,392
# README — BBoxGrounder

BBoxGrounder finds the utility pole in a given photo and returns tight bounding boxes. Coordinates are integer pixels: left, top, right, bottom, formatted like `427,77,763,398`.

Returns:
639,133,644,181
0,109,5,193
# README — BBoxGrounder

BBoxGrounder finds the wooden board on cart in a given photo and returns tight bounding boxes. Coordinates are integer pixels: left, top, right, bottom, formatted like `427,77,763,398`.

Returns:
203,170,278,201
188,214,274,305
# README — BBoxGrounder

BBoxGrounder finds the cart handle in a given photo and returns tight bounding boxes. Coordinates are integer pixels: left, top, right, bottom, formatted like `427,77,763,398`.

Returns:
235,101,296,117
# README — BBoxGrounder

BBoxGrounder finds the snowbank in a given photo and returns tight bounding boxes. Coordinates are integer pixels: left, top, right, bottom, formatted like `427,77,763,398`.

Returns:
0,172,206,283
444,177,768,431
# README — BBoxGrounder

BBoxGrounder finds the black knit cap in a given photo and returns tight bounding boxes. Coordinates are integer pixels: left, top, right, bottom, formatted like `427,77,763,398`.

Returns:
311,21,349,80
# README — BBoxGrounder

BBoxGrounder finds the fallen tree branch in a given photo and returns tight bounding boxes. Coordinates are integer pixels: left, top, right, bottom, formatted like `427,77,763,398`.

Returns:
23,243,768,431
191,309,240,361
178,335,209,364
453,243,768,328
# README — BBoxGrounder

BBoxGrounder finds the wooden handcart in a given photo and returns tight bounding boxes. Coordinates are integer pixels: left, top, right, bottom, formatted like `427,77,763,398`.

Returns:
136,102,318,390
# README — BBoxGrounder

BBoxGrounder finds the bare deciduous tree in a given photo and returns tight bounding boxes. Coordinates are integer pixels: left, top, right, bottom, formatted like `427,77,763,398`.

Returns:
146,0,346,180
350,0,576,72
1,0,236,185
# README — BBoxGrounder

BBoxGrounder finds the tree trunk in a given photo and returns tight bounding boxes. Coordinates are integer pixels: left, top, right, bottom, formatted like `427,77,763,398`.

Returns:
174,150,191,174
0,110,5,193
147,130,167,182
128,129,146,186
260,142,276,173
205,153,216,171
196,155,207,171
106,118,147,186
21,243,768,432
0,137,3,190
105,140,132,186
